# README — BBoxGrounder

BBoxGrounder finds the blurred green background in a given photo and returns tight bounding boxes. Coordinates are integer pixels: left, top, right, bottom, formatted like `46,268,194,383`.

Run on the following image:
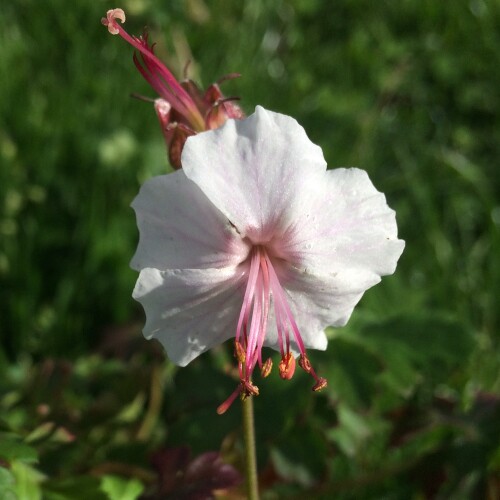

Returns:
1,0,499,498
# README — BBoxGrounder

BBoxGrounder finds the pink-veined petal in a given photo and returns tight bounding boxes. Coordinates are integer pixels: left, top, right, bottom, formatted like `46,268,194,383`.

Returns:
133,266,246,366
283,262,379,329
131,170,250,271
275,167,405,276
181,106,327,243
259,263,378,355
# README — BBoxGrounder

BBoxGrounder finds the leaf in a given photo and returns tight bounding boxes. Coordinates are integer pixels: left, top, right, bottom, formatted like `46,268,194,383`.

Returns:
25,422,56,443
320,337,382,408
355,314,473,378
43,476,107,500
10,460,45,500
326,403,389,458
347,313,474,404
270,447,315,488
269,415,328,488
100,475,144,500
0,434,38,464
0,467,16,500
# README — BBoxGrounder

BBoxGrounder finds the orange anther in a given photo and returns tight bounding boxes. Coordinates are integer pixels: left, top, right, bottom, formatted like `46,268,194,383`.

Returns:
298,354,312,373
279,353,296,380
260,358,273,378
312,377,328,392
234,340,246,363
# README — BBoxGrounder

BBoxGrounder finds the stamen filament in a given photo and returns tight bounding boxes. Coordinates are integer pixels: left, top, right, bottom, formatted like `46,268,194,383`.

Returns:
236,250,260,343
218,245,327,412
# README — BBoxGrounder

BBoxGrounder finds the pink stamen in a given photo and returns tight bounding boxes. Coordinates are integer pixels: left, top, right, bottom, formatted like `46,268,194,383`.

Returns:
219,245,327,413
265,254,306,354
216,386,240,415
255,256,270,368
245,278,262,372
235,250,260,343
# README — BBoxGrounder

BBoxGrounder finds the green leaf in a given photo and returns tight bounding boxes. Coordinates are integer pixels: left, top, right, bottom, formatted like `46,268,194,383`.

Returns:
10,460,45,500
350,313,474,391
270,447,315,488
43,476,107,500
0,434,38,464
320,337,382,408
100,475,144,500
0,466,17,500
326,403,389,458
270,421,328,487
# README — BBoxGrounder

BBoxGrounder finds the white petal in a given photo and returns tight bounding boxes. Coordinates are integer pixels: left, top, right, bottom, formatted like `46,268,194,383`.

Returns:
261,263,374,355
130,170,250,271
132,266,246,366
262,308,329,355
276,168,405,278
284,262,377,327
181,106,327,243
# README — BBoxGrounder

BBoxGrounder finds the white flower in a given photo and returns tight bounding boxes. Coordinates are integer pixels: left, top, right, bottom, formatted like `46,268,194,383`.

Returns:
131,106,404,412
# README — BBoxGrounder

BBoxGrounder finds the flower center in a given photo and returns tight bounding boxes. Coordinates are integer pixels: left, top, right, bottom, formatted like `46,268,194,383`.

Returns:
217,246,327,414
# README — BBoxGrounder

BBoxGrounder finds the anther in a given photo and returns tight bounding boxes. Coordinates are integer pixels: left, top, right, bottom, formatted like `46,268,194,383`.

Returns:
279,353,296,380
260,358,272,378
234,340,246,363
312,377,328,392
298,354,312,373
243,380,260,397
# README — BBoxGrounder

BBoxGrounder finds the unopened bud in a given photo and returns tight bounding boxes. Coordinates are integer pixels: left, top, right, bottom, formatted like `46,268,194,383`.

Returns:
312,377,328,392
260,358,272,378
279,352,296,380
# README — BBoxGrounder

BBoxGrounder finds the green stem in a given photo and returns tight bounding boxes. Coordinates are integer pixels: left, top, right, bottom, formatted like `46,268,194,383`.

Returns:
242,395,259,500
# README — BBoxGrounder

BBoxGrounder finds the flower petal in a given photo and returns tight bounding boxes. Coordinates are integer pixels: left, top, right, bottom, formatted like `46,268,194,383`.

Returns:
286,263,378,328
275,168,405,277
261,166,404,355
181,106,327,243
131,170,250,271
261,307,329,355
260,263,371,355
133,266,246,366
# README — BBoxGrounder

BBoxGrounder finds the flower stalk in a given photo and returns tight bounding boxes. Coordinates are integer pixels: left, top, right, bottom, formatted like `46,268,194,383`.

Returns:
242,396,259,500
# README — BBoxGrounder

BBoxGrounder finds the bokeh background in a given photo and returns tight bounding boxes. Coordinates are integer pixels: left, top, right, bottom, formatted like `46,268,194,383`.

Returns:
1,0,499,498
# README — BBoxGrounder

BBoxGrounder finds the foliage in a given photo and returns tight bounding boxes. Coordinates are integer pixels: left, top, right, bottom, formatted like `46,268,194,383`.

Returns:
1,0,499,498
